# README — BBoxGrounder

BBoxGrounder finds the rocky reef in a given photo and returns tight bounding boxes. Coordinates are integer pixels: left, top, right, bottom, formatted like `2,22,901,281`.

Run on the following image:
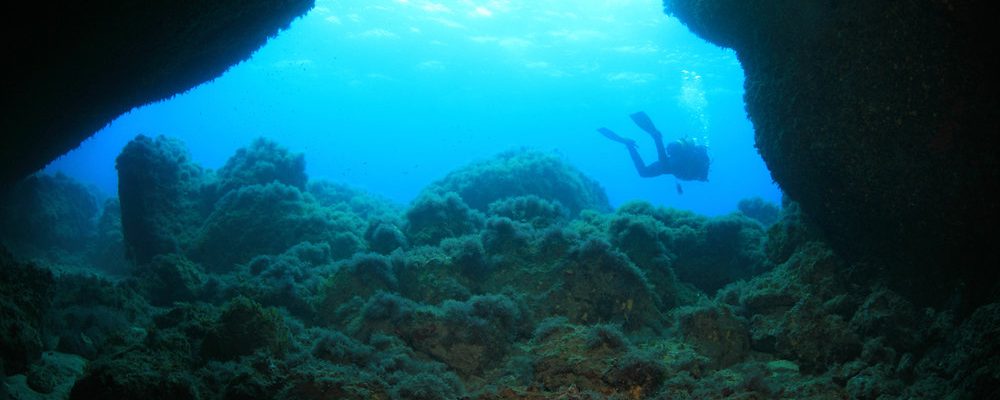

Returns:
2,0,991,315
1,1,995,397
663,0,999,309
2,136,998,398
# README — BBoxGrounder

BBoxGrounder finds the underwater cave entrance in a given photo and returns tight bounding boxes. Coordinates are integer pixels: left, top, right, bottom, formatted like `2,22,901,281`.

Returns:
45,0,778,216
5,2,998,398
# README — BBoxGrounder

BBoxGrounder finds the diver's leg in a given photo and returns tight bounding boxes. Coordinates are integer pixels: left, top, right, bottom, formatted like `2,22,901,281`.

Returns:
651,131,668,164
601,127,657,177
629,112,669,163
626,146,659,178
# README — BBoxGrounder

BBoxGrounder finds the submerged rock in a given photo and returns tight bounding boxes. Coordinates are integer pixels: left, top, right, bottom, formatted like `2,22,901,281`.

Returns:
528,321,666,397
345,291,528,379
213,137,307,196
664,0,999,310
0,173,99,261
675,304,750,370
88,198,128,275
201,296,291,361
608,201,769,296
737,196,780,227
487,195,571,229
404,191,484,246
4,135,997,398
422,148,611,215
116,135,207,265
0,249,54,375
191,181,364,271
671,213,769,294
136,253,206,306
545,238,666,332
68,348,202,400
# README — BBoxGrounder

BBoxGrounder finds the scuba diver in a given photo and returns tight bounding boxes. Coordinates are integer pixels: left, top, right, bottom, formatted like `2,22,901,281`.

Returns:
598,112,710,190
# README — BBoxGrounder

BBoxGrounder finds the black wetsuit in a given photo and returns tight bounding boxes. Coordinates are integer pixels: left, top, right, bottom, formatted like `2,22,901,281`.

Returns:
626,134,673,178
599,114,709,182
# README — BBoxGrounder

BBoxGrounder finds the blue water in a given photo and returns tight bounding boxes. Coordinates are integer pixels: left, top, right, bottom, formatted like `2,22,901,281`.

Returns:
45,0,780,216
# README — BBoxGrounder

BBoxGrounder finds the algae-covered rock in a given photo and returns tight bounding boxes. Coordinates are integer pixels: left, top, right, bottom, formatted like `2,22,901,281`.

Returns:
136,253,205,306
88,198,129,275
664,0,999,310
0,173,98,261
528,322,665,396
849,287,928,353
311,330,374,366
315,253,399,326
365,220,407,254
10,133,997,397
739,239,851,317
764,198,823,266
545,238,666,331
480,216,533,263
308,180,403,223
430,294,528,376
23,351,87,396
608,201,762,300
0,173,129,274
730,240,862,373
116,135,207,265
347,292,528,378
278,364,389,400
394,239,482,305
237,241,334,319
47,273,151,360
424,149,611,215
915,303,1000,398
192,182,364,271
607,209,670,272
0,248,53,375
487,195,571,229
758,295,861,373
389,372,466,400
675,303,750,370
404,191,484,246
68,349,201,400
737,196,780,227
847,365,904,399
605,204,689,306
294,332,465,399
214,137,307,196
201,296,291,361
671,213,769,294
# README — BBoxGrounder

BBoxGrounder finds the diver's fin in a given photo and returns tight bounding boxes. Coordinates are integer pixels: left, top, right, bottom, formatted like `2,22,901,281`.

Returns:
629,111,661,137
598,128,636,147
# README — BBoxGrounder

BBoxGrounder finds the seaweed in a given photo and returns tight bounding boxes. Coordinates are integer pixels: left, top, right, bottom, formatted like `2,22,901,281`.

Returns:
2,136,997,398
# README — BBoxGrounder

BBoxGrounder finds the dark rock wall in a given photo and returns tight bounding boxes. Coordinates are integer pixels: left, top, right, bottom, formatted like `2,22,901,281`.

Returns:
0,0,314,188
664,0,999,306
